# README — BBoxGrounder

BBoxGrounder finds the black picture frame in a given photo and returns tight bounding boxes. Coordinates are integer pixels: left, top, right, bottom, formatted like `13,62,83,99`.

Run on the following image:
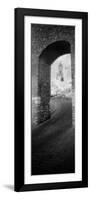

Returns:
14,8,88,192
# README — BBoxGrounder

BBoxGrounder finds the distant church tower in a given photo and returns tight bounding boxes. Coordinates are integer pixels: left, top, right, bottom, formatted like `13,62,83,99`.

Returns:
57,63,64,82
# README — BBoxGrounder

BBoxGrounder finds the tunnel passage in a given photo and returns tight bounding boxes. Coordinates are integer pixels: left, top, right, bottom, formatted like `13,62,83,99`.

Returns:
38,40,71,124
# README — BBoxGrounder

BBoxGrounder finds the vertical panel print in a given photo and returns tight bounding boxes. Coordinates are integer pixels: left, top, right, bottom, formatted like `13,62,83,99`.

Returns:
31,24,75,175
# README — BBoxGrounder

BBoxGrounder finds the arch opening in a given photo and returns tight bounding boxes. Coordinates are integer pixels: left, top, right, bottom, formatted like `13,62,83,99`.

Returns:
50,53,72,97
37,40,72,124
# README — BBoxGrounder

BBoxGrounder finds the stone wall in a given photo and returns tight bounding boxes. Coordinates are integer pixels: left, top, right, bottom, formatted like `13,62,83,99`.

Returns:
31,24,75,126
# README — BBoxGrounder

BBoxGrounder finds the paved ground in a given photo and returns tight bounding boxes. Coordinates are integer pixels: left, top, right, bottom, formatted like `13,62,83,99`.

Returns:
32,97,75,175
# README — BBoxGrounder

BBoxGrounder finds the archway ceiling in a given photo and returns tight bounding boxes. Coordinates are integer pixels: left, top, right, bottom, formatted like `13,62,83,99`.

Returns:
39,41,71,65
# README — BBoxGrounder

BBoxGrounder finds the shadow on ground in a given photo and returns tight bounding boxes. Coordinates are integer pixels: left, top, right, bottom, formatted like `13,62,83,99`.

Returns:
32,97,75,175
4,185,14,191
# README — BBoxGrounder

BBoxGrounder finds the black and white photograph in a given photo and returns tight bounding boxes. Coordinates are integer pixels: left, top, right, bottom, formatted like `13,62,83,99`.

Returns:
31,24,75,175
15,8,88,191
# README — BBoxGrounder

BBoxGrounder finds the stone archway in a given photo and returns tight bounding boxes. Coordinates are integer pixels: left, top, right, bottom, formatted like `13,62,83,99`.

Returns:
38,40,72,124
